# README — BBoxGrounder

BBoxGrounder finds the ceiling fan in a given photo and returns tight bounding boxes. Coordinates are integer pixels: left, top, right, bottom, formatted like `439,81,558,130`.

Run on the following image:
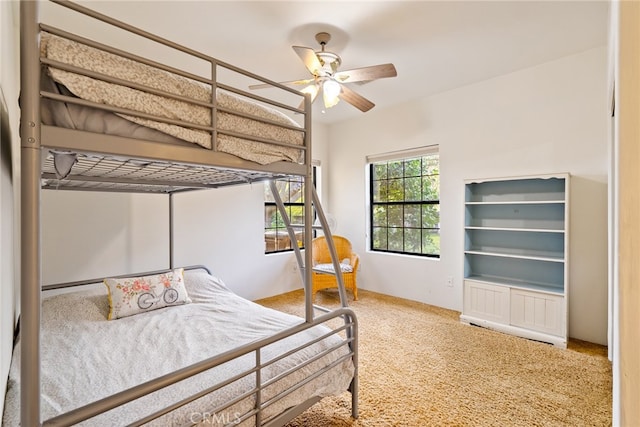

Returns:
250,32,397,112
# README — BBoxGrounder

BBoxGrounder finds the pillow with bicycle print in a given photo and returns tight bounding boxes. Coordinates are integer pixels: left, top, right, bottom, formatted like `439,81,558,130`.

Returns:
103,268,191,320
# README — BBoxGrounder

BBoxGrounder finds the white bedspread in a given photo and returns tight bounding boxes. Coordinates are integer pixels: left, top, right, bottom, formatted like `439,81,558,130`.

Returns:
40,33,304,165
2,270,354,426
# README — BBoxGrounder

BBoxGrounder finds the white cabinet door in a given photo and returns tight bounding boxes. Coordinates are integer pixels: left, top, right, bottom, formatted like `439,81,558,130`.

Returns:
510,289,565,337
463,280,510,324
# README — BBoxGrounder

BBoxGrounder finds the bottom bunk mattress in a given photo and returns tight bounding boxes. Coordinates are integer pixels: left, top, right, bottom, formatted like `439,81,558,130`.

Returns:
3,268,355,426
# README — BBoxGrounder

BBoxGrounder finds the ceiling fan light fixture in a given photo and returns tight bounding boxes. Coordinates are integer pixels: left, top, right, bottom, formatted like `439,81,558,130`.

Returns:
317,52,341,74
300,84,319,98
322,79,341,108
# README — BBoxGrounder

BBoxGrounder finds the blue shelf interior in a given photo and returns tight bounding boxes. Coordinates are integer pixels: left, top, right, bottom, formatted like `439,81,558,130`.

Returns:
465,228,564,259
466,177,566,202
464,254,564,292
464,177,567,294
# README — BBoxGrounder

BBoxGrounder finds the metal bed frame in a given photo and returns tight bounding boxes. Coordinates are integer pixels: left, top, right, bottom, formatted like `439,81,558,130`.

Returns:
18,0,358,425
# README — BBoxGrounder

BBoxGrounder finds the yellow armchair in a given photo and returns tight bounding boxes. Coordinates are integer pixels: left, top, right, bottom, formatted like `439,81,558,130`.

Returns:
311,235,359,300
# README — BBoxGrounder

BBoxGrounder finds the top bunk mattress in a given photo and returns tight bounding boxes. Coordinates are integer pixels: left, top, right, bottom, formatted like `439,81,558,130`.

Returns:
40,33,305,165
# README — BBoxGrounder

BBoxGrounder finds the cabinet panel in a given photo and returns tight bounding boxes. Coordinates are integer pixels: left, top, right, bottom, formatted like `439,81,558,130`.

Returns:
510,289,565,336
463,280,510,323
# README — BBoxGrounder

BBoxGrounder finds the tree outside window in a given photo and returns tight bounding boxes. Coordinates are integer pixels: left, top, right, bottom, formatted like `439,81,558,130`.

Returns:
370,152,440,257
264,171,316,254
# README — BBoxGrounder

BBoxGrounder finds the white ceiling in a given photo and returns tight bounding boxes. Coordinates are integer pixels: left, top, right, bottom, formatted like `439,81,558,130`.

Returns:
41,1,609,125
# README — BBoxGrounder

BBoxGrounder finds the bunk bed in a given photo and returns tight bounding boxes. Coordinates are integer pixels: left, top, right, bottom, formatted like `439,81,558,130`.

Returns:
8,1,358,426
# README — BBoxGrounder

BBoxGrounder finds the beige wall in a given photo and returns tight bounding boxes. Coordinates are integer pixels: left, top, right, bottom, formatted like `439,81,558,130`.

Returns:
327,47,609,345
0,0,20,418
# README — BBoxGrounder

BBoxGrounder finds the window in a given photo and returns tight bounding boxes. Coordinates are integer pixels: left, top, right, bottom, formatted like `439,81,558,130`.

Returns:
369,148,440,257
264,169,317,254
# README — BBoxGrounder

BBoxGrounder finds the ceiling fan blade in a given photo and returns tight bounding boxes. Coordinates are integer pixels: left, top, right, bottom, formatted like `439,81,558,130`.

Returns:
334,63,397,84
292,45,323,76
249,78,316,90
338,84,375,112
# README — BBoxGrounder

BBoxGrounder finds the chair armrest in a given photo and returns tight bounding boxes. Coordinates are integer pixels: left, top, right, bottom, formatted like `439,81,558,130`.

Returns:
350,253,360,271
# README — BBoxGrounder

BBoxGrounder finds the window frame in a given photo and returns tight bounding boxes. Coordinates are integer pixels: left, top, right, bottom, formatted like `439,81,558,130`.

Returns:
264,167,317,254
368,147,440,258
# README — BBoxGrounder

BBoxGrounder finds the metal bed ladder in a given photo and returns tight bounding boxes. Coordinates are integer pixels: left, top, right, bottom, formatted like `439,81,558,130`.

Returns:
268,181,350,312
269,181,359,421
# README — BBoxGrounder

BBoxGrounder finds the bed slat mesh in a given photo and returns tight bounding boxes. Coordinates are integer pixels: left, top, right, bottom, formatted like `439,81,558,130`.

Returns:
41,152,286,193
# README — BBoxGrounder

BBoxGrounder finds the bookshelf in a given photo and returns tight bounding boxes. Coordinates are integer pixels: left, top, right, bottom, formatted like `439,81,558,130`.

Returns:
460,174,570,348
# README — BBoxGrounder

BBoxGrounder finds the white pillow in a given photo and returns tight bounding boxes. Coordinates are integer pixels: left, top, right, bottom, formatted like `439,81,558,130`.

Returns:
104,268,191,320
313,263,354,273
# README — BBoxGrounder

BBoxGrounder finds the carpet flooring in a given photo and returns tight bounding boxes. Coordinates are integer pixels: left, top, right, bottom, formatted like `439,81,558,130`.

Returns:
256,288,612,427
